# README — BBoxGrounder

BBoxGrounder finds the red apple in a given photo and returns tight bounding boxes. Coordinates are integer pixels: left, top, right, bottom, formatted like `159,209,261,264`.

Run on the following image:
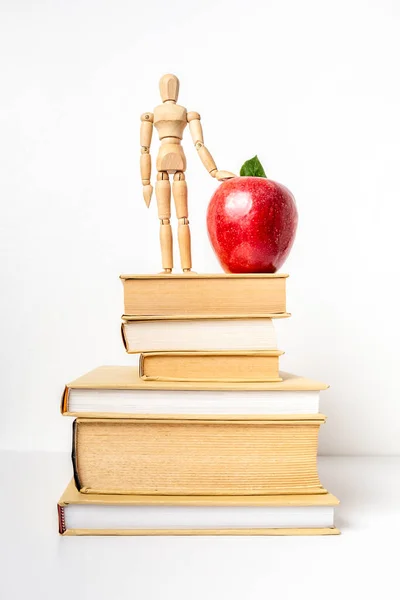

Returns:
207,173,298,273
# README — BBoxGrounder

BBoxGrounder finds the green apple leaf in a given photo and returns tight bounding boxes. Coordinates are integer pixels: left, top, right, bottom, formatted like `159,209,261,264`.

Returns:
240,155,267,178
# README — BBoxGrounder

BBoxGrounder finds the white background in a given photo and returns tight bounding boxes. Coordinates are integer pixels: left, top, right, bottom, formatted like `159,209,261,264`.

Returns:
1,0,400,456
2,453,400,599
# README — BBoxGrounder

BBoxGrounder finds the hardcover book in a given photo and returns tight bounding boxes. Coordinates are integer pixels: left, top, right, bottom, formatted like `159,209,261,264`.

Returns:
139,351,283,382
121,317,280,353
61,366,328,417
58,479,340,536
120,273,288,318
72,416,327,496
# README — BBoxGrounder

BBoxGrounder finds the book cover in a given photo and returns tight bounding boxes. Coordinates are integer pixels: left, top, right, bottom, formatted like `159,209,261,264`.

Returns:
72,416,327,496
58,479,340,536
139,351,284,382
121,317,282,353
120,273,288,317
61,366,329,418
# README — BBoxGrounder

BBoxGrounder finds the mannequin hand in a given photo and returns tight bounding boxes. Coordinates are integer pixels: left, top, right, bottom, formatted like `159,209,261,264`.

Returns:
215,170,237,181
143,184,153,207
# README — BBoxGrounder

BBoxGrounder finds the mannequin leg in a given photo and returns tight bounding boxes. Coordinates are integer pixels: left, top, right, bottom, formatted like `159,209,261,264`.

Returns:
156,171,173,273
172,172,192,271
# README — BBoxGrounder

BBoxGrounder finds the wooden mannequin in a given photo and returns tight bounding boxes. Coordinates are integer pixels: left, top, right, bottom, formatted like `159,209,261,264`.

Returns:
140,74,236,273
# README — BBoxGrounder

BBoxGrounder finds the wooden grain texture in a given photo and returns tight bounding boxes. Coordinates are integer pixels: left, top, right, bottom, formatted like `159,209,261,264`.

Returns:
215,170,237,181
140,119,153,147
159,221,173,270
159,74,180,103
140,153,151,182
187,113,203,144
172,176,188,217
172,174,192,270
153,103,187,140
177,221,192,270
74,418,325,495
195,143,217,173
155,177,171,218
139,351,283,382
142,184,153,207
120,273,288,317
156,142,187,172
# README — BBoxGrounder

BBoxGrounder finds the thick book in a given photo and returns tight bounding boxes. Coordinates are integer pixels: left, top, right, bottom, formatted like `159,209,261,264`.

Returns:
120,273,288,318
58,480,340,536
139,351,283,382
61,366,329,417
121,317,279,353
72,416,327,496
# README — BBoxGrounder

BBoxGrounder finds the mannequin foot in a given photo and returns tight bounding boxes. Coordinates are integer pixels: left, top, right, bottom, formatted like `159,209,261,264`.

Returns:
182,269,196,274
159,268,172,274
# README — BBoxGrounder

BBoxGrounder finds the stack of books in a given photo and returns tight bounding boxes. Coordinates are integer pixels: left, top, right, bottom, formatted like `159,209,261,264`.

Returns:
58,274,339,535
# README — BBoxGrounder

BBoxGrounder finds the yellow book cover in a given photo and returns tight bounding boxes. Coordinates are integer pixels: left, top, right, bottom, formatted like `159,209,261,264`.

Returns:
139,351,284,382
121,317,285,354
72,416,327,496
120,273,288,318
58,479,340,536
61,366,329,418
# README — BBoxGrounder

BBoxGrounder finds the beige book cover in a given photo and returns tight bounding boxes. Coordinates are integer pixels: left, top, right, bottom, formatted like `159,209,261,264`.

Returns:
139,351,284,382
120,316,283,354
62,366,329,418
72,416,327,496
120,273,288,318
58,479,340,536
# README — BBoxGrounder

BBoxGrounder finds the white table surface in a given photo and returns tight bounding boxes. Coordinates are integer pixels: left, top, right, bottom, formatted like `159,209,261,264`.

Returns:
0,452,399,599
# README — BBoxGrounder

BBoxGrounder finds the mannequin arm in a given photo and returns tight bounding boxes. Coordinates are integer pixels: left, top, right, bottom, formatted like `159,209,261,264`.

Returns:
187,112,236,181
140,112,154,207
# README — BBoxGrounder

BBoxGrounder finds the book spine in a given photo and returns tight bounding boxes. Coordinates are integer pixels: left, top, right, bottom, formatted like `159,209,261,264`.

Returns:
120,323,128,352
140,352,283,383
57,504,66,534
138,353,145,377
71,420,83,492
60,386,70,415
